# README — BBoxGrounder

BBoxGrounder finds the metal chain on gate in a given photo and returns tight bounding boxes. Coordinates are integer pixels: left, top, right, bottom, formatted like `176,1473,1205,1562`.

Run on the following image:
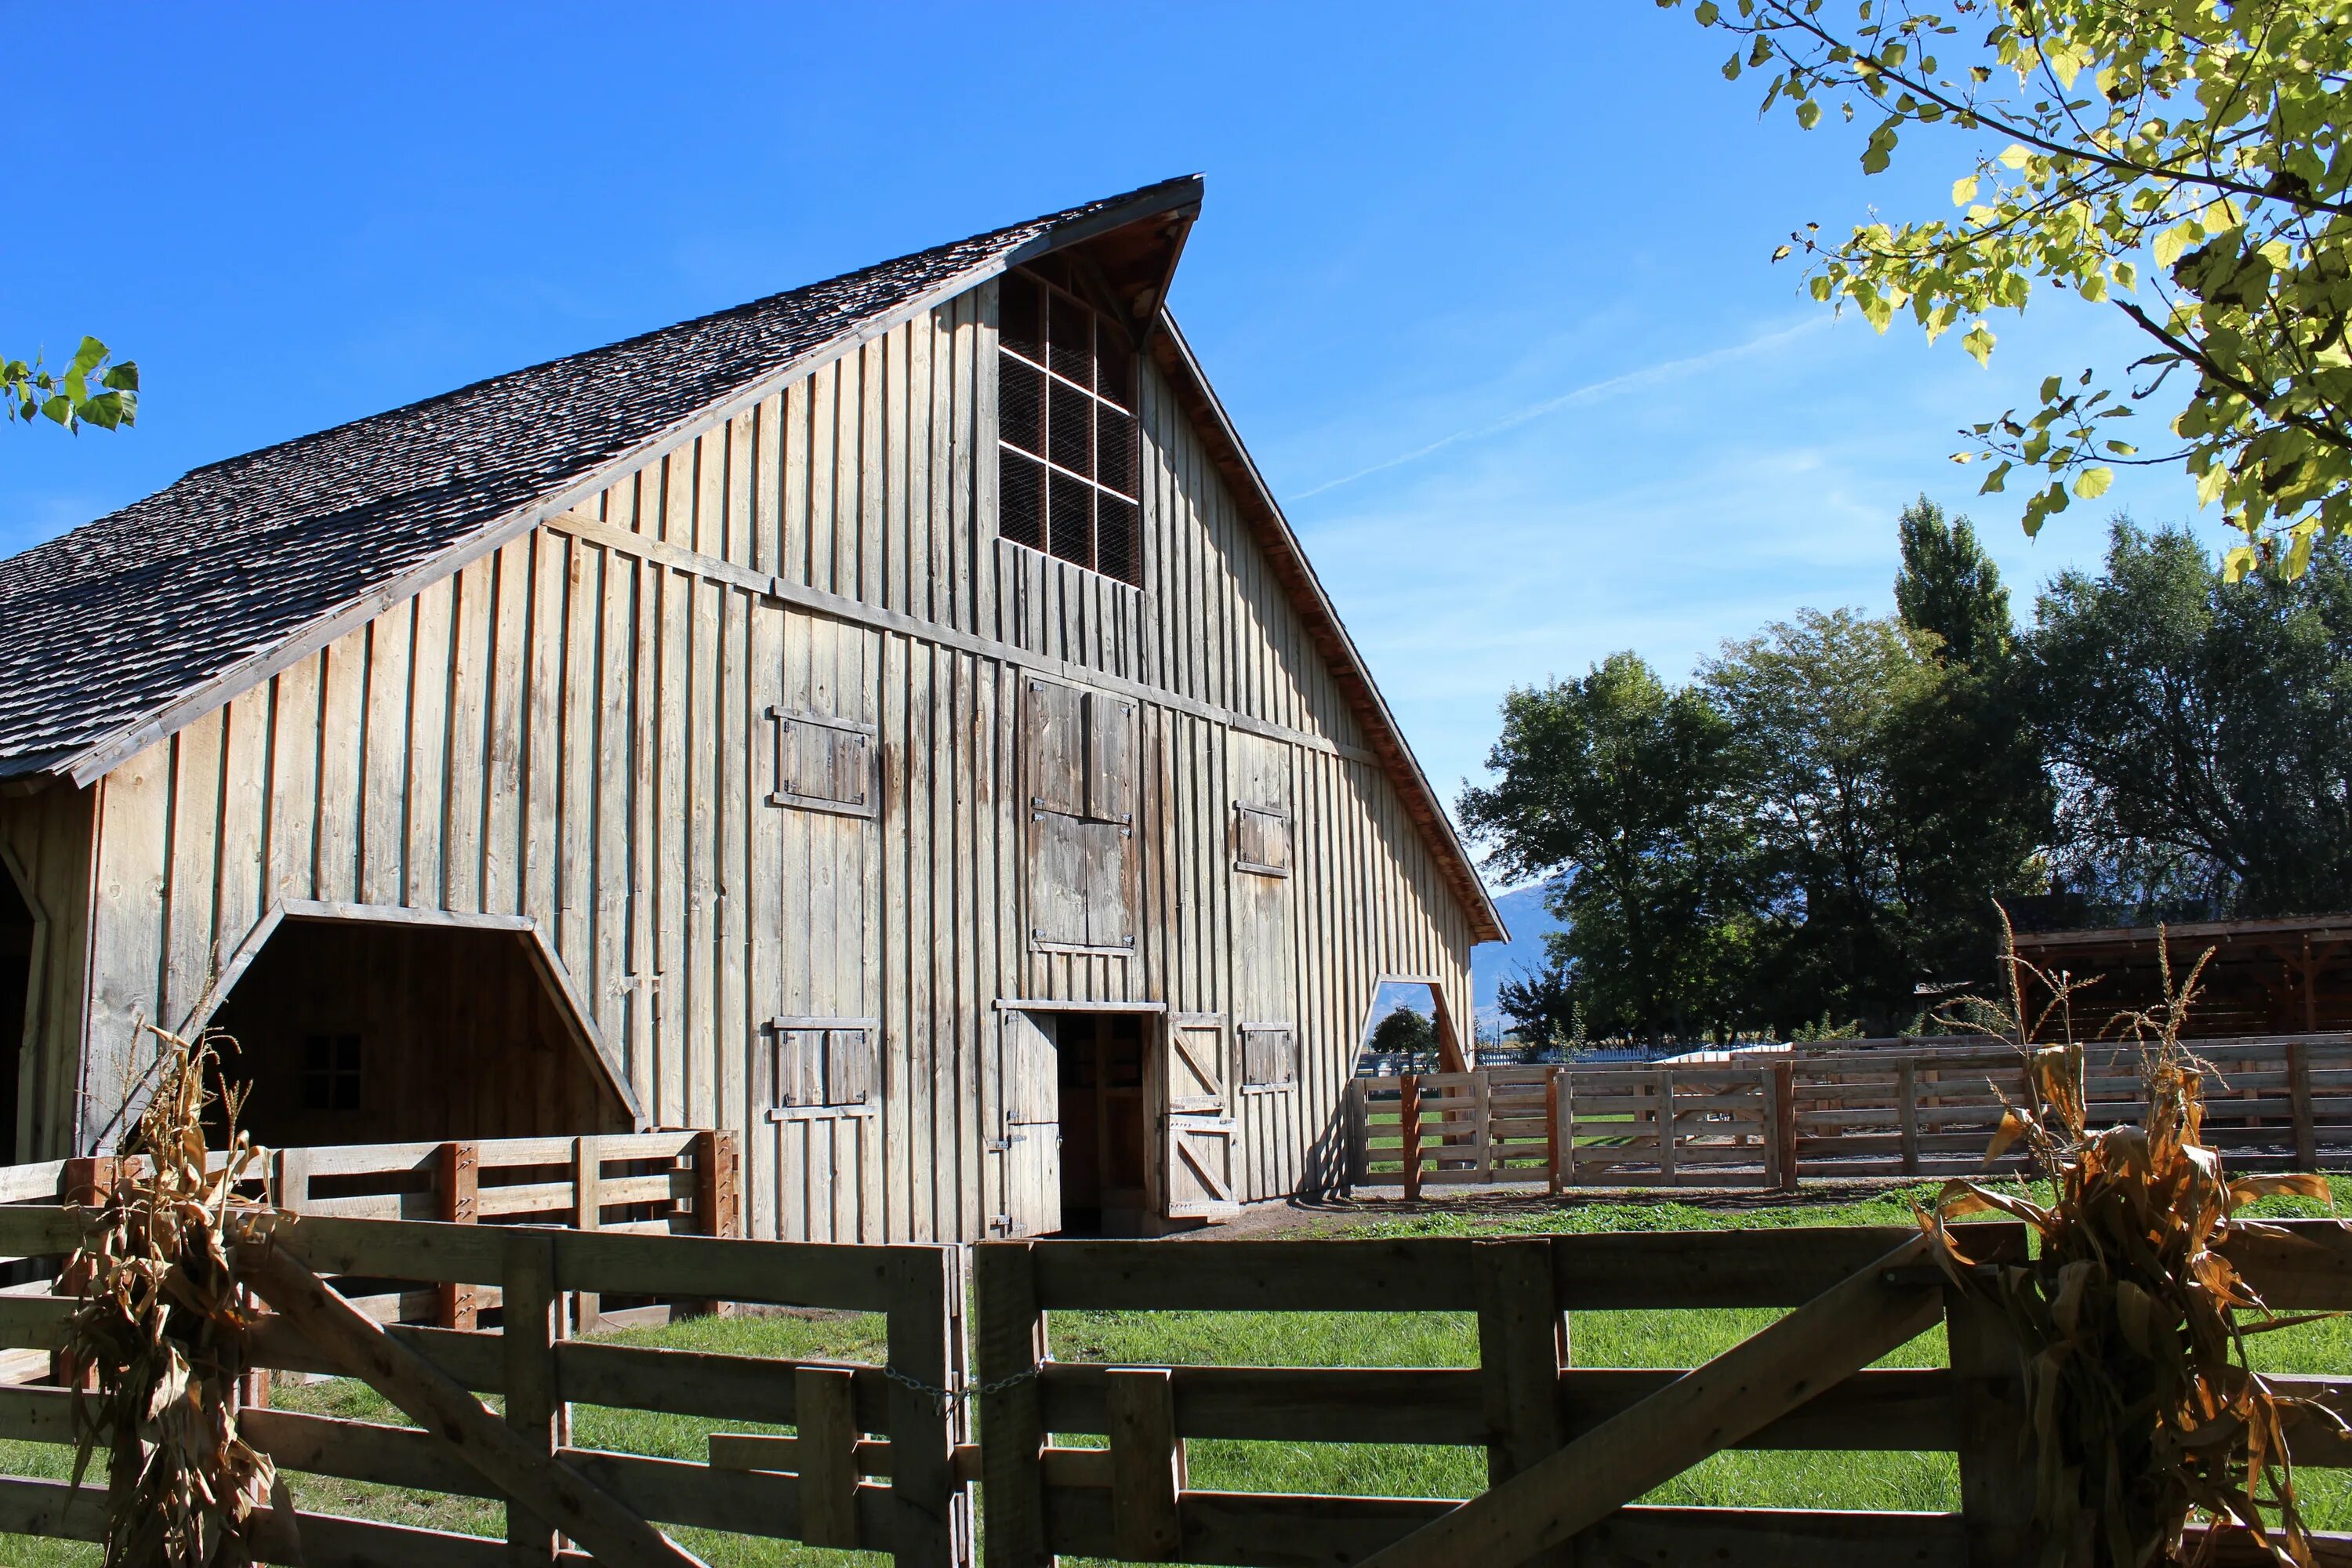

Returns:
879,1358,1044,1416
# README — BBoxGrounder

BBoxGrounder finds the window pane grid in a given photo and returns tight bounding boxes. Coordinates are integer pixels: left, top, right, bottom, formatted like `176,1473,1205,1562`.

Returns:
996,265,1143,586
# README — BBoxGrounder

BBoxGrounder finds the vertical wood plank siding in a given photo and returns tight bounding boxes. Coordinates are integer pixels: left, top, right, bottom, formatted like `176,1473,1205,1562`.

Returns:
5,278,1474,1223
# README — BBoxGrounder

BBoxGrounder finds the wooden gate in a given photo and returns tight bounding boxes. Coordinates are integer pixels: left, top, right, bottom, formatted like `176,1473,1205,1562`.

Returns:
0,1207,971,1566
1156,1014,1238,1220
971,1221,2352,1566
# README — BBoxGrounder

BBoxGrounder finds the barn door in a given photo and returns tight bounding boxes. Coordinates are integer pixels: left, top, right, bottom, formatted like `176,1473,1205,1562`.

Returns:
994,1009,1062,1236
1158,1014,1238,1219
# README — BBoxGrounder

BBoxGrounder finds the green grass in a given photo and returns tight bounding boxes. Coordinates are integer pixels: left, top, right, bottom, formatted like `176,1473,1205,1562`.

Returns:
2,1180,2347,1564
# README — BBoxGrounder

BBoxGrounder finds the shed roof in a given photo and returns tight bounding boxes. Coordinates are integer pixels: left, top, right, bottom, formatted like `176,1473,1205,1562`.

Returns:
0,175,1503,942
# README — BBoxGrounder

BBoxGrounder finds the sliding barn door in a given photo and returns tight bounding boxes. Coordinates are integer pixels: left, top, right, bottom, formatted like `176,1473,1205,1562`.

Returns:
1156,1013,1238,1220
993,1009,1062,1236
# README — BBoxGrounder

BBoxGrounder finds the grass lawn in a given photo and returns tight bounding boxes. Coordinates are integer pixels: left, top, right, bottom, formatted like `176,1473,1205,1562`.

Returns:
2,1179,2346,1565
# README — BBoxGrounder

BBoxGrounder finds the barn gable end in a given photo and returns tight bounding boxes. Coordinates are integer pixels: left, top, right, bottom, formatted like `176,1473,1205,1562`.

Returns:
0,180,1498,1237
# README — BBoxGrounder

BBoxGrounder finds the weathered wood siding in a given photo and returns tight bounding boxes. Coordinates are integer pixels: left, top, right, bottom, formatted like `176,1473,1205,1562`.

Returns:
0,782,94,1160
11,272,1475,1230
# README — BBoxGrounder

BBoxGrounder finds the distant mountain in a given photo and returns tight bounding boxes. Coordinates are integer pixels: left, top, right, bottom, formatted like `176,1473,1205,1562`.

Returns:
1473,884,1560,1022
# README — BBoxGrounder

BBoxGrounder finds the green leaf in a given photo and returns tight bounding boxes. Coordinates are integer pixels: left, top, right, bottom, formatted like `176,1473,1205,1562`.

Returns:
1695,0,1719,21
1952,174,1979,205
1962,322,1996,365
2074,466,2114,499
1796,98,1821,129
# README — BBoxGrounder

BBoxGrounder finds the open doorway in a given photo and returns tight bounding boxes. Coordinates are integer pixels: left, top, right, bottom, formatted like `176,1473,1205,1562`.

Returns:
1356,978,1465,1078
203,911,634,1149
1056,1012,1152,1235
0,867,31,1164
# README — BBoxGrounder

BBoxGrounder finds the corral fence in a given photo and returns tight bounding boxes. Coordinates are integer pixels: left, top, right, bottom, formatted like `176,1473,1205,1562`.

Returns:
0,1201,971,1566
975,1221,2352,1566
1350,1033,2352,1192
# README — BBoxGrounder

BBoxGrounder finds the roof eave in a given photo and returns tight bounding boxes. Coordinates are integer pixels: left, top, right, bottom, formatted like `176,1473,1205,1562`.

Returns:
1149,314,1508,947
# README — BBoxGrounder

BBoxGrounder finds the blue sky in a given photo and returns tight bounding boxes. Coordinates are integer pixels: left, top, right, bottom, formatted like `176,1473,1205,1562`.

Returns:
6,2,2200,829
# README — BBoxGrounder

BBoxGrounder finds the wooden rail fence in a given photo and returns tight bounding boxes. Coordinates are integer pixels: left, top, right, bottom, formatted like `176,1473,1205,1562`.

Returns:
1352,1034,2352,1191
975,1221,2352,1566
0,1203,971,1566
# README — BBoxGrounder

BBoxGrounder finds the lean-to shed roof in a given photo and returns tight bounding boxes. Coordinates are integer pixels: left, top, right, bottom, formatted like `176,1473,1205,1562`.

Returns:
0,175,1503,942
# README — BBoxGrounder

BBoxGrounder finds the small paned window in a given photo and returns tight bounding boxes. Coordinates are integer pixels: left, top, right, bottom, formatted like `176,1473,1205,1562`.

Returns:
768,1021,879,1114
998,267,1142,586
301,1033,361,1112
1240,1025,1298,1091
767,708,875,818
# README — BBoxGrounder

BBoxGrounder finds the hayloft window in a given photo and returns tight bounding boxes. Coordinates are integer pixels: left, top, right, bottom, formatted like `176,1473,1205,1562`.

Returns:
1233,803,1294,877
300,1033,361,1112
998,266,1142,586
1023,677,1138,954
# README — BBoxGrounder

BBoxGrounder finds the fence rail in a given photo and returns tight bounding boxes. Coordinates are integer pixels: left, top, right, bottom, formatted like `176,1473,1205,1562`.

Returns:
1351,1033,2352,1191
975,1220,2352,1566
0,1203,969,1566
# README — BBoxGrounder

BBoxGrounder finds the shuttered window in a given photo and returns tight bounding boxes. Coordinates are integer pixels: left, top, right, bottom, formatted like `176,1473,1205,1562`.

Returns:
1240,1024,1298,1091
768,1020,879,1115
768,708,874,818
998,263,1142,586
1233,803,1293,877
1025,677,1138,953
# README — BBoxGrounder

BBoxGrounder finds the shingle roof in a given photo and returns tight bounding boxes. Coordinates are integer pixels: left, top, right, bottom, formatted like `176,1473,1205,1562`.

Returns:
0,175,1202,780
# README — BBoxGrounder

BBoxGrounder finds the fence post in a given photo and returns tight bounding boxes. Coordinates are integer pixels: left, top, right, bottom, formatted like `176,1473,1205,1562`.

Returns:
1897,1060,1921,1177
54,1156,116,1388
889,1245,968,1567
797,1366,861,1548
1345,1080,1368,1192
1653,1069,1676,1185
1472,1070,1494,1181
1771,1062,1798,1192
1399,1075,1423,1203
2289,1041,2319,1171
434,1140,479,1330
1758,1067,1780,1190
1106,1367,1183,1561
571,1135,602,1334
1473,1238,1573,1567
1946,1279,2042,1566
1544,1070,1564,1196
503,1228,561,1566
975,1241,1047,1567
693,1128,742,1239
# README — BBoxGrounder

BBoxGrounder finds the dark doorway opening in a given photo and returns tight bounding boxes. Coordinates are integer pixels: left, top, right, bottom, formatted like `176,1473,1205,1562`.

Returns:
205,916,630,1149
0,869,30,1164
1055,1012,1152,1235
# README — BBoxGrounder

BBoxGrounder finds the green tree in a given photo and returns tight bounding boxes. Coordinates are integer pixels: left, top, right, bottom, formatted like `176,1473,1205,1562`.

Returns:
2,336,135,432
1895,494,2011,670
2029,521,2352,916
1459,653,1759,1042
1705,608,1984,1031
1889,496,2052,974
1366,1004,1440,1069
1496,960,1584,1056
1667,0,2352,568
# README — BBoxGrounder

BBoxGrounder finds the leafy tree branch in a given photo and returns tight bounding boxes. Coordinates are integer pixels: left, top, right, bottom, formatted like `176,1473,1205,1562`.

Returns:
2,336,137,434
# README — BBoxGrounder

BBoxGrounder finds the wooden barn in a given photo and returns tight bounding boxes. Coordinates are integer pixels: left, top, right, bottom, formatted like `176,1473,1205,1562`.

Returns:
0,175,1503,1241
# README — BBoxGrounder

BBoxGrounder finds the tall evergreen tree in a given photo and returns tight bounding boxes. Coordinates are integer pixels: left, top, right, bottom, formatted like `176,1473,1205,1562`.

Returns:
1894,496,2009,672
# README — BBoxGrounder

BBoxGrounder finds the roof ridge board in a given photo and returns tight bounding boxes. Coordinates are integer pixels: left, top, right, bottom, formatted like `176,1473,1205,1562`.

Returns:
38,178,1205,787
170,172,1203,488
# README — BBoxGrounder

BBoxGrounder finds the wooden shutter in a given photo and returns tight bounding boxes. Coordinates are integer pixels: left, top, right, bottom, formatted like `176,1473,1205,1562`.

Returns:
1026,815,1090,948
1233,804,1292,877
768,709,875,818
822,1029,877,1107
1085,694,1136,824
1024,679,1085,816
774,1029,826,1108
1241,1025,1298,1090
1080,820,1134,952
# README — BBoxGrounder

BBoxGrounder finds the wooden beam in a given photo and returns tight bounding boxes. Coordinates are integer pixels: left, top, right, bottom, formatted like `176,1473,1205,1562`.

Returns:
795,1366,860,1548
1106,1367,1182,1562
1356,1235,1941,1568
232,1218,709,1568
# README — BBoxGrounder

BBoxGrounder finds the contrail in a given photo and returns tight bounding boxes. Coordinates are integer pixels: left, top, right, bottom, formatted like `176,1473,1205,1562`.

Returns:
1293,315,1832,501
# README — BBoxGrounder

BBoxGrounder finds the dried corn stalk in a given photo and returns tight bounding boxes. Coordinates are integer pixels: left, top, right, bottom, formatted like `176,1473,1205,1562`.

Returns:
1921,913,2346,1567
63,1022,285,1567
